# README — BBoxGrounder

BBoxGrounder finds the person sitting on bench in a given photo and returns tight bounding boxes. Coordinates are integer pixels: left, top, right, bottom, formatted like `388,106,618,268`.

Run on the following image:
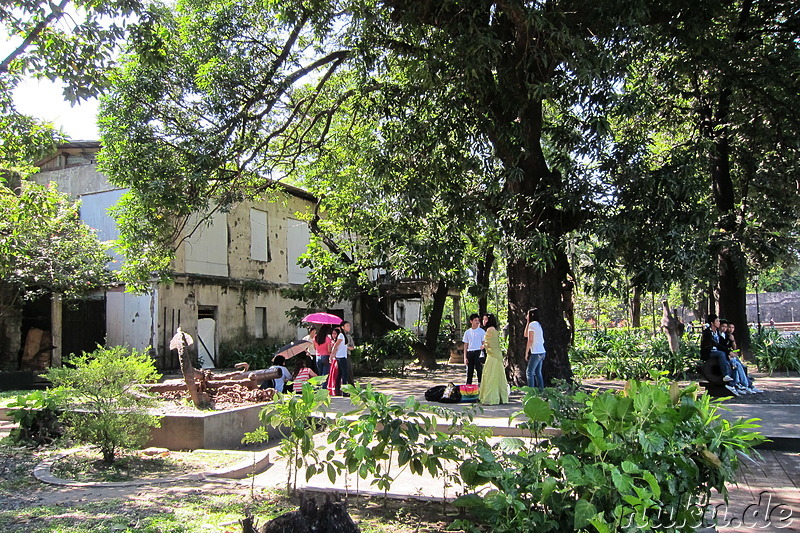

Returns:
700,314,736,394
721,320,763,394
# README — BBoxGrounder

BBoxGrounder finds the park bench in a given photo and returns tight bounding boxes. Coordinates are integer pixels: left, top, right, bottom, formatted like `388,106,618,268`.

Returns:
698,358,732,397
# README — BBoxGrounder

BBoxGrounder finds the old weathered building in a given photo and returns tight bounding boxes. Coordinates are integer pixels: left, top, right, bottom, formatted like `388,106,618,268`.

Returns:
25,141,352,369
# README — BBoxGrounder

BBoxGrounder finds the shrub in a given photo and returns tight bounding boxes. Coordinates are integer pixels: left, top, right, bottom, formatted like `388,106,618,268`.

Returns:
752,329,800,374
47,345,162,463
355,329,419,376
6,389,66,445
282,379,760,531
453,379,764,532
571,329,698,380
316,383,483,495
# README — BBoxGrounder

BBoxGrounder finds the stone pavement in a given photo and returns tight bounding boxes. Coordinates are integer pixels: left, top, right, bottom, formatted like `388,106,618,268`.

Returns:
247,365,800,531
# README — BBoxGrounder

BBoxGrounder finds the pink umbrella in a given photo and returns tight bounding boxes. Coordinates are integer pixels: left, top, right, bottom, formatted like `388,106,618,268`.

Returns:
303,312,343,325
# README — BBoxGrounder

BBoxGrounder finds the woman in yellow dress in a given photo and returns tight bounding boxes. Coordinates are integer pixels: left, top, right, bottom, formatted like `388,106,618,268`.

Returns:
479,314,509,405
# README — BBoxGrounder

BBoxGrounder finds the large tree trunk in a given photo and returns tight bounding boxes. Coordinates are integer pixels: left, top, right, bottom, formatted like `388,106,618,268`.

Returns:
422,278,448,368
718,243,750,351
705,0,754,353
506,249,573,386
476,247,494,316
630,285,642,328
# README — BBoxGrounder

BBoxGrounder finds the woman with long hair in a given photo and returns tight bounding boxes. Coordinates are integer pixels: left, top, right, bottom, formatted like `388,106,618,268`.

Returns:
314,324,333,376
478,313,508,405
292,355,318,393
525,308,546,390
327,327,342,395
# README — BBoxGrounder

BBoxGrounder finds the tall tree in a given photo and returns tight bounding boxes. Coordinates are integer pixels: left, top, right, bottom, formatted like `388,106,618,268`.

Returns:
602,0,800,351
102,0,784,383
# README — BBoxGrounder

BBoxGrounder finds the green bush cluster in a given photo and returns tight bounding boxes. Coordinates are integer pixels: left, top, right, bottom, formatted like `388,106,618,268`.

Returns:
352,329,420,376
453,381,762,532
571,329,699,380
255,378,762,531
47,345,162,464
751,329,800,373
6,389,66,445
218,341,285,370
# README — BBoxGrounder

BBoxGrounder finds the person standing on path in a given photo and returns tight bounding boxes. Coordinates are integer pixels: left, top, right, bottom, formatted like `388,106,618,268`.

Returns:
303,326,318,374
478,314,509,405
313,325,333,376
330,323,352,395
463,313,485,384
525,308,546,390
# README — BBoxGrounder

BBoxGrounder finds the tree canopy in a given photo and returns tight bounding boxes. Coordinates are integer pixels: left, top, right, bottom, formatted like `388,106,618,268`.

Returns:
98,0,800,377
1,0,156,168
0,179,115,303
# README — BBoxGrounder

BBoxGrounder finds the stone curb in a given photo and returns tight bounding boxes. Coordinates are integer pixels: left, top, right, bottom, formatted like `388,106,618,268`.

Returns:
34,447,271,487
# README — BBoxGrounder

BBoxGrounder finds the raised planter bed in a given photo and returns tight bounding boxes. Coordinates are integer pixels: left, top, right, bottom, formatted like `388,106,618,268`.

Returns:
147,402,279,451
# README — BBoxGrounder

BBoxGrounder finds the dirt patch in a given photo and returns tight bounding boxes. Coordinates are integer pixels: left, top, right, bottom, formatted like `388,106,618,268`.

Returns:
157,385,275,412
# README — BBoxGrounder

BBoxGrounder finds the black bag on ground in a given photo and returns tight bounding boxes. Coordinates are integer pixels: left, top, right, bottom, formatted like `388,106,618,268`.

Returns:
440,382,462,403
425,385,446,402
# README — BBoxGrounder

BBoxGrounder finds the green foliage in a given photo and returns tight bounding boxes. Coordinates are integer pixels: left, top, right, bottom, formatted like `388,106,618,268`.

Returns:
751,329,800,374
253,380,760,531
0,181,115,300
47,345,162,463
571,329,699,380
353,329,419,376
452,379,764,532
1,0,154,171
243,379,330,494
315,384,482,496
218,341,285,371
6,389,66,445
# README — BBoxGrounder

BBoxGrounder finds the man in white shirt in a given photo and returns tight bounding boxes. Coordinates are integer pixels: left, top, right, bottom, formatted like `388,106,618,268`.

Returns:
462,313,486,384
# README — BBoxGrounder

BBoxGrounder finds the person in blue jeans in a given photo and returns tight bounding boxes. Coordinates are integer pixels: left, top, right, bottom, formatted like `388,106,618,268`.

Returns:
700,314,735,391
524,308,546,390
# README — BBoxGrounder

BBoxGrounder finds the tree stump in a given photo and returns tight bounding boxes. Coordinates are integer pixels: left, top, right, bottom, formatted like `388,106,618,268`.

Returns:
660,300,684,353
170,327,211,408
241,495,360,533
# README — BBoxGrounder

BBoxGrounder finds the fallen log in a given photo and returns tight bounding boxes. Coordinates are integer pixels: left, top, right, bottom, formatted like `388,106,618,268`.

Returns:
142,369,280,394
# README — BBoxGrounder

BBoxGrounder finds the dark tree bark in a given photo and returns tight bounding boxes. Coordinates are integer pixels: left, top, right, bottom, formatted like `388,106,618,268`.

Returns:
630,285,642,328
241,495,360,533
423,278,448,365
506,249,573,386
718,244,749,349
476,247,494,316
700,0,754,353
